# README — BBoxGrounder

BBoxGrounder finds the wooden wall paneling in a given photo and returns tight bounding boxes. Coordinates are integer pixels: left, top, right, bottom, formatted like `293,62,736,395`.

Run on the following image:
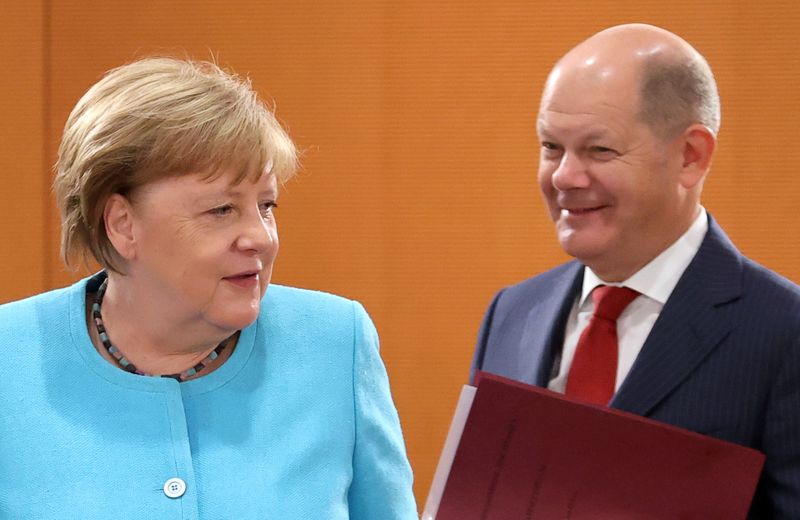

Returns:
4,0,799,509
0,1,47,303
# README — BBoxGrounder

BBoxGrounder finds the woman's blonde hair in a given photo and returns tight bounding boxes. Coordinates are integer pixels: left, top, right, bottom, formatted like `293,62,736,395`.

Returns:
54,57,298,273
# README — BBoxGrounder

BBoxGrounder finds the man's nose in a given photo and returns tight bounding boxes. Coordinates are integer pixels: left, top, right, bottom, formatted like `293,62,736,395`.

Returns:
551,151,590,191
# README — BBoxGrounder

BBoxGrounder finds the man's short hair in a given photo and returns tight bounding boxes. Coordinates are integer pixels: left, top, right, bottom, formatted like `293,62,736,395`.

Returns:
638,56,721,139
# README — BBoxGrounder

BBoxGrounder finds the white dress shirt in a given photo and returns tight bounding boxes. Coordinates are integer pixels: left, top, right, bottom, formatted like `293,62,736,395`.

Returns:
548,207,709,394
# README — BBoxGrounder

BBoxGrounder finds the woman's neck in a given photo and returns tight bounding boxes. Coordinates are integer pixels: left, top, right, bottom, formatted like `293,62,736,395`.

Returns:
88,274,237,378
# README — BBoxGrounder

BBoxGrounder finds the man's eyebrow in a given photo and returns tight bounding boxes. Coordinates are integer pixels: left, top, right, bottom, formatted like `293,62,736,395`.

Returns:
536,123,554,139
536,125,613,142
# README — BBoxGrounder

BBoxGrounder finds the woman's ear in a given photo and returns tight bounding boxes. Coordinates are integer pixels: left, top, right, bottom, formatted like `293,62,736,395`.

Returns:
678,124,717,190
104,194,137,261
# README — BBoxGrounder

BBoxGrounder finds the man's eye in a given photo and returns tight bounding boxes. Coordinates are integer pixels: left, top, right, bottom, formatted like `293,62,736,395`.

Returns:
541,142,563,157
590,146,618,157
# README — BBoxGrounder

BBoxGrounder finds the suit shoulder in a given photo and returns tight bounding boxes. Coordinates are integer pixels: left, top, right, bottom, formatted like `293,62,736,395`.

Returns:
497,261,581,303
741,257,800,297
739,257,800,322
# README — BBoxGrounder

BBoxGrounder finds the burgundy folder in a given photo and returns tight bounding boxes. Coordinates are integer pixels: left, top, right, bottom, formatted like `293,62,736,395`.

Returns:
435,372,764,519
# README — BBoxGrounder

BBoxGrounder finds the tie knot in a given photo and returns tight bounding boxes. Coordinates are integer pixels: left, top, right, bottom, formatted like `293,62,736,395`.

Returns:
591,286,640,321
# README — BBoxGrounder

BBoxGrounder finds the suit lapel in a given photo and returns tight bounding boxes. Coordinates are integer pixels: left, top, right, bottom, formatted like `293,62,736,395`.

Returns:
518,262,583,386
611,217,743,416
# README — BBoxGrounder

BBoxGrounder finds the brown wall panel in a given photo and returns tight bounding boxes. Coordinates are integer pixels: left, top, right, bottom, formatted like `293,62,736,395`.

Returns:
0,1,47,301
1,0,799,508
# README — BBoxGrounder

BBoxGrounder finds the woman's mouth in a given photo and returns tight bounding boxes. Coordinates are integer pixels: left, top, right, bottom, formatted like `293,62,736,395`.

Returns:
223,272,260,289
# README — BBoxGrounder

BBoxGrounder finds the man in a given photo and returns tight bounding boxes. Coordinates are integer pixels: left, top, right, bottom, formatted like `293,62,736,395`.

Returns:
471,24,800,518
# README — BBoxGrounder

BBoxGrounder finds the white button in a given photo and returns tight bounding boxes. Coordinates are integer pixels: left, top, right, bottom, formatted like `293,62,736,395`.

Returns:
163,477,186,498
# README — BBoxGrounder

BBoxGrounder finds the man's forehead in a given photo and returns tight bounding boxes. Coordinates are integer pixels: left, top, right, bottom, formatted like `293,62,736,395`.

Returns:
537,86,638,128
538,71,640,135
536,114,620,141
544,64,640,102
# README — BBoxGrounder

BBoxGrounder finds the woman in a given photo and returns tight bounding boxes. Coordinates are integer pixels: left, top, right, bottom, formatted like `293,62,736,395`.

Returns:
0,57,417,518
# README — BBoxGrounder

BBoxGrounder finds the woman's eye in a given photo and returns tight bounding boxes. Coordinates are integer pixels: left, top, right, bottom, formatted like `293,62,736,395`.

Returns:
209,204,234,216
259,201,277,217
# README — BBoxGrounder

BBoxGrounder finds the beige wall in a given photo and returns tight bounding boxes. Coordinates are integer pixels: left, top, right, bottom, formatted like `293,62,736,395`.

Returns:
2,1,799,507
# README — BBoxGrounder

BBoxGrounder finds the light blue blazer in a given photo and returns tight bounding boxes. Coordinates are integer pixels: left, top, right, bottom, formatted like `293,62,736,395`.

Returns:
0,273,417,519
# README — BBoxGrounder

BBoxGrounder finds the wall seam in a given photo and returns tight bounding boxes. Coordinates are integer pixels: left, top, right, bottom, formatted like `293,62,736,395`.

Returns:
41,0,52,289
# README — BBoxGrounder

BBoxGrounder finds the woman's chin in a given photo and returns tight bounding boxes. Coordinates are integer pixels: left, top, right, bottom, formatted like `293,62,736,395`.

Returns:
212,305,260,333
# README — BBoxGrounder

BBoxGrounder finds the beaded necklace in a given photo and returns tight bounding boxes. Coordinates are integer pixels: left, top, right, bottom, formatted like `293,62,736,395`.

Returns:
91,278,230,382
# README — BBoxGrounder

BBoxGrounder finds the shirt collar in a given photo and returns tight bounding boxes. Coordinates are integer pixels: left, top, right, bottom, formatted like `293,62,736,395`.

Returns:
579,207,709,307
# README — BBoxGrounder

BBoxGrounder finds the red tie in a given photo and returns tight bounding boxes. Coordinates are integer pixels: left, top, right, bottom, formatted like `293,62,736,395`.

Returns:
565,286,640,405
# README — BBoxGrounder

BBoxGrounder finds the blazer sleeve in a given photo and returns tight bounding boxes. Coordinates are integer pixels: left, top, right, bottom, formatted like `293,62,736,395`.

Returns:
761,334,800,517
347,301,418,519
469,288,504,384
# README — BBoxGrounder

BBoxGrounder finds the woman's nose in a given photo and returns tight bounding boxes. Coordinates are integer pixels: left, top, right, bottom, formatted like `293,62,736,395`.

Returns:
236,212,276,253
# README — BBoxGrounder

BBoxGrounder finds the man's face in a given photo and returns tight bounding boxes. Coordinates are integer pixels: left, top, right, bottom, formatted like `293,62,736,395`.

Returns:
536,66,686,281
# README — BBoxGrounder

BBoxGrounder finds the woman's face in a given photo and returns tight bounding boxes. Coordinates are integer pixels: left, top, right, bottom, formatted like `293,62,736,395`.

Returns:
123,169,279,334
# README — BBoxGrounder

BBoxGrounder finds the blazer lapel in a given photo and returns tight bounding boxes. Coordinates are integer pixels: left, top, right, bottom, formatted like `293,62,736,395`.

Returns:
611,217,743,416
517,262,583,386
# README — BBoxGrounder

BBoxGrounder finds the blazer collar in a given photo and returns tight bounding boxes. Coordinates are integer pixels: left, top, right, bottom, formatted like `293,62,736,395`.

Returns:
518,262,584,386
610,215,744,415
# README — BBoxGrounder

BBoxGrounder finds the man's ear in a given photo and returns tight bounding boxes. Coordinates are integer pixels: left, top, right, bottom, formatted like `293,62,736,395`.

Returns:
104,193,137,261
678,124,716,189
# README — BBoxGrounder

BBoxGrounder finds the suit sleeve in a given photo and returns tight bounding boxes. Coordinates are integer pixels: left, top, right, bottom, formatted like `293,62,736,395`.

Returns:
760,334,800,517
470,289,504,384
347,301,418,519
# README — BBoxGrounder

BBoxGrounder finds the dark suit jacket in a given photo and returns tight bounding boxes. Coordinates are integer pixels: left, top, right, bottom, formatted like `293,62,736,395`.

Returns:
471,216,800,518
